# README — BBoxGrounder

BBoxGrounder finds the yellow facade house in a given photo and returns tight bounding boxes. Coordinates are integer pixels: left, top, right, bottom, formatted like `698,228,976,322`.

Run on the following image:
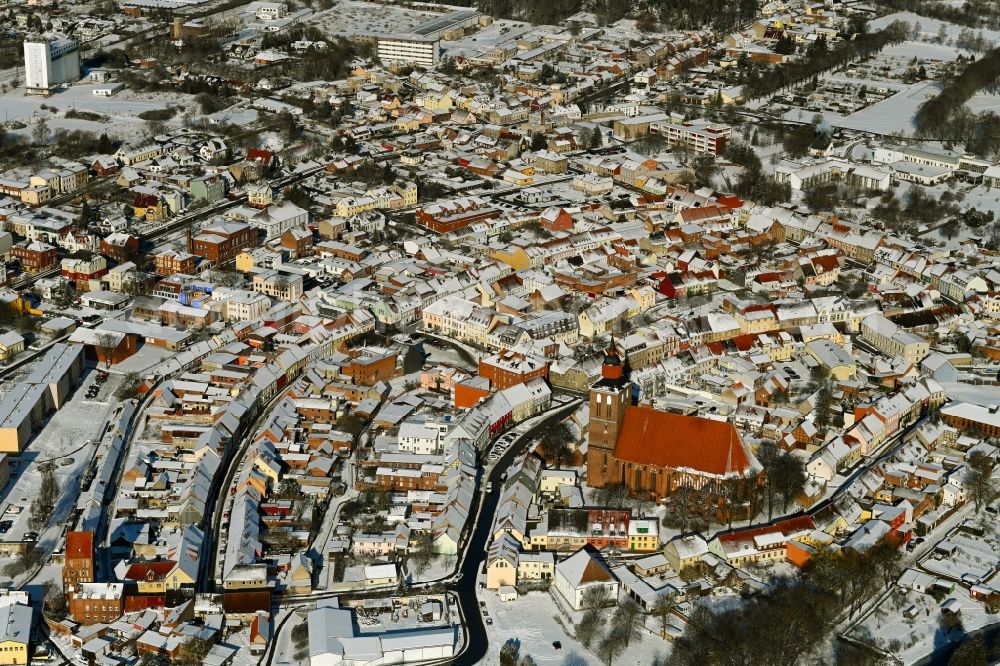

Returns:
0,603,31,665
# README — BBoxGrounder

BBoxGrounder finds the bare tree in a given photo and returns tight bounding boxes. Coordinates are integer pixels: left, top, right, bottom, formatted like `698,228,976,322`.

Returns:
596,624,628,666
95,332,119,369
30,465,59,529
32,116,49,145
575,609,600,648
410,530,437,574
966,451,998,513
539,422,574,469
611,598,642,648
581,584,611,612
652,592,675,638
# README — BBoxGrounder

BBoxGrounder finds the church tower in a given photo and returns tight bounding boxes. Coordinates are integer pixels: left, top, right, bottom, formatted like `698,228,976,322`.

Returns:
587,344,630,488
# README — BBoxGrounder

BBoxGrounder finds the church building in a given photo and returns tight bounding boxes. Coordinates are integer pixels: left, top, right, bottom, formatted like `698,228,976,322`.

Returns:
586,347,762,517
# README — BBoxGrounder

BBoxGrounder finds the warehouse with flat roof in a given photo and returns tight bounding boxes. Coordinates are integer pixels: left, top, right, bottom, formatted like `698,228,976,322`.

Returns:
0,343,84,453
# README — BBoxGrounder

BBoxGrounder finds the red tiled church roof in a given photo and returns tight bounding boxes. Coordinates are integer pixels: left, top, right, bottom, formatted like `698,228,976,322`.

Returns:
613,406,755,477
66,532,93,559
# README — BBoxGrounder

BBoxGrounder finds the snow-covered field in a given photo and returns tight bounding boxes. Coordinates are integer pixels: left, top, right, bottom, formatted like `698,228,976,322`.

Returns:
0,84,193,140
870,12,1000,47
834,80,937,135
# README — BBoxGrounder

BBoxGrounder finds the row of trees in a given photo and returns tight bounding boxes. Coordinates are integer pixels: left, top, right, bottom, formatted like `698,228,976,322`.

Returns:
915,46,1000,134
672,542,902,665
868,187,962,236
873,0,1000,31
912,51,1000,156
476,0,756,31
744,22,908,99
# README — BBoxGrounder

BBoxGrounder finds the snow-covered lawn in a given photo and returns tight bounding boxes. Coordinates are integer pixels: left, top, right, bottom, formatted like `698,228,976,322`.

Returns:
408,554,457,584
480,588,672,666
870,12,1000,46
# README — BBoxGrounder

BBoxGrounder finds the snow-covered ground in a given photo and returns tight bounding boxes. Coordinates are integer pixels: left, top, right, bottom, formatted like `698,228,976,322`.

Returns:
0,84,191,138
0,370,120,584
479,588,672,666
833,80,935,135
846,502,985,664
939,382,1000,407
407,554,457,584
870,12,1000,46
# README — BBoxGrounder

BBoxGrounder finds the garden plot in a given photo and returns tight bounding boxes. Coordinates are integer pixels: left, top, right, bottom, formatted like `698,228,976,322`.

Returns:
922,532,1000,585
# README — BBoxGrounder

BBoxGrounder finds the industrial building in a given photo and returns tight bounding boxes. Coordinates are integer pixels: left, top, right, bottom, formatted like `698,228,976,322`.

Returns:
24,37,80,95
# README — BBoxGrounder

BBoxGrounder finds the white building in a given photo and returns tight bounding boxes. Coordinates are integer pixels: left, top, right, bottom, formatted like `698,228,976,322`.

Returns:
397,420,444,455
231,201,308,240
553,547,619,611
308,601,456,666
651,120,732,156
255,2,288,20
377,35,440,68
215,288,271,321
24,37,80,95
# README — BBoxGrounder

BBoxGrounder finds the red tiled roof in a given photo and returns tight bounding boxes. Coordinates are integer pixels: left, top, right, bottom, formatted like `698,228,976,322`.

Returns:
613,406,755,477
66,532,93,559
124,561,175,582
716,194,744,209
812,255,840,271
718,515,815,544
679,205,729,223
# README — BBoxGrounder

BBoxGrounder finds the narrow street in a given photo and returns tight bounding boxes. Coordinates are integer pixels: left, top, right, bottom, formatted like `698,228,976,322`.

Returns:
452,397,582,665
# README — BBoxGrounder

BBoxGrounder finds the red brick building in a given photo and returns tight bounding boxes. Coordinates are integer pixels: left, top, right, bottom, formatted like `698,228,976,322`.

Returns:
154,250,198,276
69,583,124,625
374,467,446,492
454,378,491,409
281,228,313,258
587,350,761,517
12,240,57,272
63,531,95,594
342,352,397,386
547,507,631,550
539,207,573,232
191,222,258,264
479,351,548,390
416,196,501,234
99,233,140,263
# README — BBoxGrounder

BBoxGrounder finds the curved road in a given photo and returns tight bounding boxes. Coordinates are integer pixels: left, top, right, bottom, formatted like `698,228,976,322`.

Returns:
452,398,582,665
